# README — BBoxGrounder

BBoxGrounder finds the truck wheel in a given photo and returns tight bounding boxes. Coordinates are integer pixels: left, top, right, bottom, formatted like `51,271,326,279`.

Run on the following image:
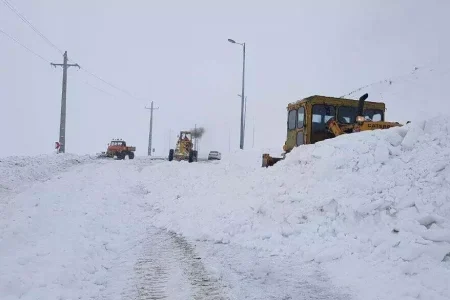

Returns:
129,152,135,159
193,150,198,162
117,152,125,160
168,149,174,161
188,150,194,163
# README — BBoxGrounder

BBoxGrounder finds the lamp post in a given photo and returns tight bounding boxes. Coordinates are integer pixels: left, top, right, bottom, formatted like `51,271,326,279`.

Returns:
238,94,247,140
228,38,246,150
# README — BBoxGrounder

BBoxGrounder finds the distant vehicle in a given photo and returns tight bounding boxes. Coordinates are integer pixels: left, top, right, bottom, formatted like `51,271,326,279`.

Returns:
97,139,136,160
168,131,198,163
208,151,221,160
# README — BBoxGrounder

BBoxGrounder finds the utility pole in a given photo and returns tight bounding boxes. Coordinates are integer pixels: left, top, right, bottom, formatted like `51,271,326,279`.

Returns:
145,101,159,156
243,96,247,137
51,51,79,153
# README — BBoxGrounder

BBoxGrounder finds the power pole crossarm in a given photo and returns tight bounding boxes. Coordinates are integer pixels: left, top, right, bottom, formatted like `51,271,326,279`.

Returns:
51,63,80,68
145,102,159,156
51,51,79,154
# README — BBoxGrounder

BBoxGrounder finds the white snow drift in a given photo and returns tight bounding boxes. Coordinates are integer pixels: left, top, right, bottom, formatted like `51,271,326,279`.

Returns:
147,116,450,300
0,116,449,300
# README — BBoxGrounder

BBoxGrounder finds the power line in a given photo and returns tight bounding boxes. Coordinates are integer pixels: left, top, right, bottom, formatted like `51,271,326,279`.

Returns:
0,28,50,63
79,66,144,102
2,0,145,102
0,28,124,101
82,80,118,98
1,0,64,55
68,72,135,100
339,66,443,98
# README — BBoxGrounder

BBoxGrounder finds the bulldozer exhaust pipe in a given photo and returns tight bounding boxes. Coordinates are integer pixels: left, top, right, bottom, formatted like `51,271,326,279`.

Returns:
357,93,368,117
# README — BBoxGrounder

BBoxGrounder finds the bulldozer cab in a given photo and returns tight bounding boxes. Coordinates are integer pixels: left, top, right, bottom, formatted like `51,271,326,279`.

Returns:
283,96,386,153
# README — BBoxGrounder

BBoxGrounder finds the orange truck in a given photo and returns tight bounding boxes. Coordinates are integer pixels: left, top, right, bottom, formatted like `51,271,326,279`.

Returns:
99,139,136,160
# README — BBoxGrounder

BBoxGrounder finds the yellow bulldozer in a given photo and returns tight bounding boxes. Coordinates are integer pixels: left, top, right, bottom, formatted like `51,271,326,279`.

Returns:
262,93,404,167
168,131,198,163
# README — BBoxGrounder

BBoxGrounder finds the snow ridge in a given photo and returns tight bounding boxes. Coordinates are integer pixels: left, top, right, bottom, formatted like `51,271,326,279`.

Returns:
150,117,450,300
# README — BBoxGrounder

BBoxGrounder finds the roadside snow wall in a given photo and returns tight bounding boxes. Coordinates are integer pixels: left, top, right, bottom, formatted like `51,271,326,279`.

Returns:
0,154,94,200
148,116,450,300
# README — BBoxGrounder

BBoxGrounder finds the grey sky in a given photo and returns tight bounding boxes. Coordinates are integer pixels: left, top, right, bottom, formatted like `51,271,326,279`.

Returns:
1,0,449,157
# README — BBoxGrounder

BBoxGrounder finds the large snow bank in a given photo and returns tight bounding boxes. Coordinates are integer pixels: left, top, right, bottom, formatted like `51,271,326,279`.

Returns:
0,159,159,300
146,116,450,300
0,154,94,198
1,117,449,299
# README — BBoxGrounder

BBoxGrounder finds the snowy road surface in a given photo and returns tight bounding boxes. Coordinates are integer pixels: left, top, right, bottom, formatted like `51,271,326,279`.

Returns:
1,118,450,300
0,156,348,300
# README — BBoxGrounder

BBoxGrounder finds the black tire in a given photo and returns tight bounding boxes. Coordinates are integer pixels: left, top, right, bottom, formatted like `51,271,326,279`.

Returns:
168,149,174,161
128,152,135,159
193,150,198,162
188,150,194,163
117,152,125,160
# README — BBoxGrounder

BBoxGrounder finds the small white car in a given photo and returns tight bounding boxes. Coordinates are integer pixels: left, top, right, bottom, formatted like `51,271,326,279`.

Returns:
208,151,222,160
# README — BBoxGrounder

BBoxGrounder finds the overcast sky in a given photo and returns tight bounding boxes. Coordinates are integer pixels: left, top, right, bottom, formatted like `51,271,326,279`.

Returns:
1,0,449,157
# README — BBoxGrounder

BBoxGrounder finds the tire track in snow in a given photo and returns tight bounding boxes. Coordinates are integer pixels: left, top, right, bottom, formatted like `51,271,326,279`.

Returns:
194,241,353,300
169,231,229,300
124,227,229,300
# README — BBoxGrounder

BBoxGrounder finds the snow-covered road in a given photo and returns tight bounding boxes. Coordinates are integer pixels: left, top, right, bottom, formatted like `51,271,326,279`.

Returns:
0,157,346,300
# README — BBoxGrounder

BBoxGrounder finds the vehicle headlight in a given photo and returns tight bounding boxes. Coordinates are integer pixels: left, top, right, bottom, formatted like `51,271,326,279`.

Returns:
356,116,365,123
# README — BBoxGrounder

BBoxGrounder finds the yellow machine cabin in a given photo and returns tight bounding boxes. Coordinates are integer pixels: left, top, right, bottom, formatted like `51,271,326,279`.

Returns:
262,94,402,167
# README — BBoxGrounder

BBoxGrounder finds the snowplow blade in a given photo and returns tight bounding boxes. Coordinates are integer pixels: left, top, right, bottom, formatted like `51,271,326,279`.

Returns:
262,153,284,168
96,152,110,159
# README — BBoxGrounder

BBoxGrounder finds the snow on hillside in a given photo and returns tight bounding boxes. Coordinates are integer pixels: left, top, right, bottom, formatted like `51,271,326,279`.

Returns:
146,117,450,300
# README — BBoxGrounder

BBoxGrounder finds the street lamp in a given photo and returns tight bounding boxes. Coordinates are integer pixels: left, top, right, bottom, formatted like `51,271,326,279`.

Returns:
238,94,247,137
228,38,246,150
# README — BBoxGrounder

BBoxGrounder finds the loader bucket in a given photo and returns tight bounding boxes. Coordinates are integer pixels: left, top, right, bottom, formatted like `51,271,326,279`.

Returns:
262,153,284,168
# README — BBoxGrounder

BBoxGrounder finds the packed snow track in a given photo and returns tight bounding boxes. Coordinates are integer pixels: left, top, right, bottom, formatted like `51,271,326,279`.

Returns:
0,155,348,300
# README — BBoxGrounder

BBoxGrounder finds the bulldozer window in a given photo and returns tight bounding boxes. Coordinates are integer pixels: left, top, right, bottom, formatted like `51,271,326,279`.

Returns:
297,107,305,128
364,109,384,121
338,106,357,124
312,105,335,126
338,107,384,123
311,104,336,143
288,109,297,130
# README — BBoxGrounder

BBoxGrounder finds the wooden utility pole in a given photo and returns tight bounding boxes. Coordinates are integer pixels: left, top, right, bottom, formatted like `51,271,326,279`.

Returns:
51,51,79,153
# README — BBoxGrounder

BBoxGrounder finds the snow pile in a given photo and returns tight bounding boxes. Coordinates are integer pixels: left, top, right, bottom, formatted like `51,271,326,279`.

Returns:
0,159,158,300
0,154,94,198
147,117,450,300
1,116,449,300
